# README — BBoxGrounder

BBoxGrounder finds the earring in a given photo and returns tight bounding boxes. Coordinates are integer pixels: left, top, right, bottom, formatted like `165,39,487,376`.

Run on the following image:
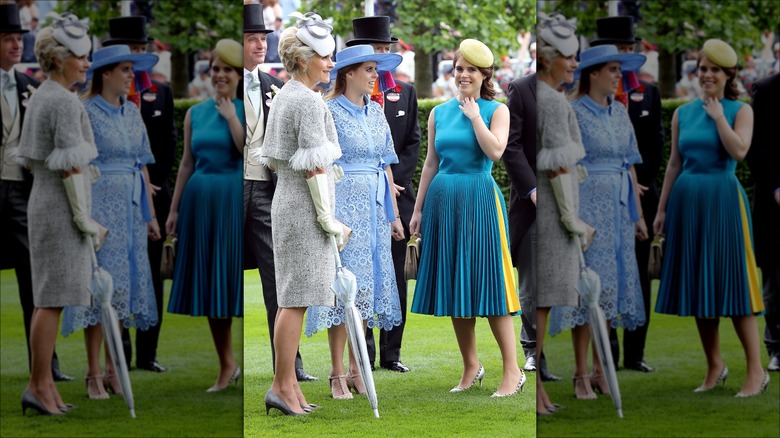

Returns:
303,67,308,74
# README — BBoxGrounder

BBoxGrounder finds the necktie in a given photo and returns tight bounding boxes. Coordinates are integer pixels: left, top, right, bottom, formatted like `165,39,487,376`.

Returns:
245,73,261,117
2,71,17,116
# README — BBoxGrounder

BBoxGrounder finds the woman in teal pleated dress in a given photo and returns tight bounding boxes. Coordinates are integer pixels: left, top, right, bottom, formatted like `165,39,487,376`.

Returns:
655,39,768,397
410,39,524,397
166,40,245,392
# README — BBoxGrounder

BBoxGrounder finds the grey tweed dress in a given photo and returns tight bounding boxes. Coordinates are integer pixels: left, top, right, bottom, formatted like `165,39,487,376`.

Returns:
258,79,342,308
535,80,585,309
16,80,98,308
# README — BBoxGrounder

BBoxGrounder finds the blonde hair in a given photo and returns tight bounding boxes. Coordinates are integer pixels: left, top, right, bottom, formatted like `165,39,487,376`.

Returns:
278,27,318,77
536,36,561,73
34,26,71,73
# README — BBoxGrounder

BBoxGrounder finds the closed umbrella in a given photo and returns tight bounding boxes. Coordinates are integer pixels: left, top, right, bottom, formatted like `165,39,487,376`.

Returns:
575,236,623,418
329,235,379,418
87,237,136,418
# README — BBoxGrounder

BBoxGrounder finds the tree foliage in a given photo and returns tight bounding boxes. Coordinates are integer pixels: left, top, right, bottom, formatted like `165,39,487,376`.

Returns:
58,0,243,97
542,0,780,97
302,0,536,97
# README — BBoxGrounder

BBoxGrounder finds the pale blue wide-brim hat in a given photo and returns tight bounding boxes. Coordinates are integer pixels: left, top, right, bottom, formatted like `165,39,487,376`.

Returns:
574,44,646,79
86,45,159,80
330,44,402,80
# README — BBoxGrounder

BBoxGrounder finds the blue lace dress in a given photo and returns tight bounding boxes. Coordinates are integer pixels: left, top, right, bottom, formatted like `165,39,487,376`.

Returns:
305,95,402,336
549,95,645,336
62,95,157,336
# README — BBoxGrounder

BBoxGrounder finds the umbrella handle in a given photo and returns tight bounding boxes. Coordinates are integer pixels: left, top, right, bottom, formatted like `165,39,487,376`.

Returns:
574,236,586,270
86,235,99,270
329,235,343,269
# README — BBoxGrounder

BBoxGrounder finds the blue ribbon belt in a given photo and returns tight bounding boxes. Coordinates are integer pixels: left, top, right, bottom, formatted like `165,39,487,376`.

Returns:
583,160,640,222
98,161,152,222
340,159,395,222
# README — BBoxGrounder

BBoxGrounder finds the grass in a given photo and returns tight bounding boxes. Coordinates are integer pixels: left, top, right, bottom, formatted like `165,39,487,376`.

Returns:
244,273,536,437
539,280,780,438
0,270,243,437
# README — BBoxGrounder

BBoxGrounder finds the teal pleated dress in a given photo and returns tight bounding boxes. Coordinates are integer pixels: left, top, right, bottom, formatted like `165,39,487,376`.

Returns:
168,98,244,318
655,98,763,317
411,98,520,318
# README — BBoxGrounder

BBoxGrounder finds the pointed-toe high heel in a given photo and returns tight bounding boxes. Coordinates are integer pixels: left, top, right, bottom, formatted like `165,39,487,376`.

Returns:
21,390,63,416
58,403,78,413
450,364,485,393
347,370,366,395
264,390,307,416
491,370,526,397
207,366,241,393
329,375,353,399
694,364,728,393
86,375,109,400
735,370,770,398
301,403,321,413
573,374,597,399
590,371,610,395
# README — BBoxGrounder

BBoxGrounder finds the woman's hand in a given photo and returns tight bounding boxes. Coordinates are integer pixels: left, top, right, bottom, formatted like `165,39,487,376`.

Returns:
409,210,422,236
148,219,161,241
653,211,665,237
459,96,480,121
166,212,178,236
215,96,237,121
148,183,161,197
635,219,649,241
702,96,725,121
391,217,405,241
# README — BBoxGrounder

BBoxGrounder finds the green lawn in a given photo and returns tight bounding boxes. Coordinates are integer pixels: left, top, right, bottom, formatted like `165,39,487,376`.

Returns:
243,272,536,437
539,280,780,438
0,270,243,437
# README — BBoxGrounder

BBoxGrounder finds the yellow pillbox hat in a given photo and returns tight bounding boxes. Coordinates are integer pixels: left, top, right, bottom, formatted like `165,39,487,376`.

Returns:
459,39,494,68
215,39,243,68
702,39,737,68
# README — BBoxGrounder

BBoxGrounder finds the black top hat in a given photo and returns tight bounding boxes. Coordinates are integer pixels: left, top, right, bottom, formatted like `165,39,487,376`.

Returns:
345,16,399,47
102,16,153,46
244,4,272,34
590,16,641,46
0,4,29,34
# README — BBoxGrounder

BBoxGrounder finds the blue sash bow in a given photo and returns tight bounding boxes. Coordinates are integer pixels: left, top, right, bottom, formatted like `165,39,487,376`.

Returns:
583,159,640,222
98,160,152,222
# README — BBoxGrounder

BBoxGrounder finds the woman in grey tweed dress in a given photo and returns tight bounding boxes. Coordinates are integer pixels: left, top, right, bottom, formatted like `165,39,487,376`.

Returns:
256,17,345,416
16,15,106,416
534,13,595,413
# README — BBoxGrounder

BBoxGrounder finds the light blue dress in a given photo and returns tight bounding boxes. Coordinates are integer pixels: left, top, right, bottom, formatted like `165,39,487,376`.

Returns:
410,98,519,318
549,95,645,336
62,95,157,336
305,95,402,336
655,98,763,317
167,98,244,318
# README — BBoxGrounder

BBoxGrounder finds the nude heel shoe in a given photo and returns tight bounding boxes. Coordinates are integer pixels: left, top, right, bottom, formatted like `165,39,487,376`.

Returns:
347,370,366,395
694,364,728,393
451,364,485,392
573,375,597,399
329,375,353,399
85,375,109,400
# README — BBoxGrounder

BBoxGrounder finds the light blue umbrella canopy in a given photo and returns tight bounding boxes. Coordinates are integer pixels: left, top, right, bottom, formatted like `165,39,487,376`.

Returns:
329,235,379,418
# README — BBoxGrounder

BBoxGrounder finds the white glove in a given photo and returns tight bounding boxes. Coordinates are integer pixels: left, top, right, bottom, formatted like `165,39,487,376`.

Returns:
88,165,101,183
332,164,344,183
63,172,107,249
306,173,348,247
576,164,588,183
550,172,594,237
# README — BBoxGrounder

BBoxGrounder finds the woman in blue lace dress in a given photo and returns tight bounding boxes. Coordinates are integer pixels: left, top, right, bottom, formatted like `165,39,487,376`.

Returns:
655,40,766,397
60,45,160,400
304,45,404,399
549,45,648,396
410,40,523,397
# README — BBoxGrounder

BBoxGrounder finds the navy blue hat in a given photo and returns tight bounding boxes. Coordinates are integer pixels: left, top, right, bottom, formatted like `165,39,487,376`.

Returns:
331,45,402,80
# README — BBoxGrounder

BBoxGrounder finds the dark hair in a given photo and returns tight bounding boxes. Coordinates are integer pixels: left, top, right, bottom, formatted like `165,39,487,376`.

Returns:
324,63,362,101
574,63,605,98
86,62,120,98
696,51,739,100
452,50,496,100
210,50,243,99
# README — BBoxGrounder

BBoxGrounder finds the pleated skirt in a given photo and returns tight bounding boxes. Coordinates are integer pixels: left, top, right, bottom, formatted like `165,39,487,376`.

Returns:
411,172,520,317
655,172,763,317
167,170,243,318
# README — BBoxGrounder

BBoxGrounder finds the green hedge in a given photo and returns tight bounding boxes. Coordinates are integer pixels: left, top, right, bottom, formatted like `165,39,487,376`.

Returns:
170,98,754,201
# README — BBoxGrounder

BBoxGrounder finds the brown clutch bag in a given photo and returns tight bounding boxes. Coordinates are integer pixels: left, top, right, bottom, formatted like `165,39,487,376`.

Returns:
161,235,177,280
404,234,421,281
648,236,664,280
